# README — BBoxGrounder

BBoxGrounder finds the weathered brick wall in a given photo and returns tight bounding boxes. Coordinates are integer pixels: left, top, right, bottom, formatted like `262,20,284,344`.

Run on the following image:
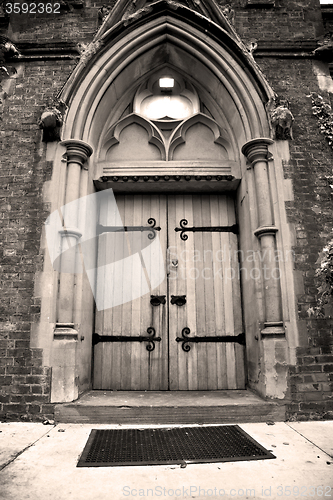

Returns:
217,0,324,42
7,4,97,43
0,52,75,419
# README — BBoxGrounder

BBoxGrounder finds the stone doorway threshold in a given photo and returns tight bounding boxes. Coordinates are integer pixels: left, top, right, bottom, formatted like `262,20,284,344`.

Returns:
54,390,286,424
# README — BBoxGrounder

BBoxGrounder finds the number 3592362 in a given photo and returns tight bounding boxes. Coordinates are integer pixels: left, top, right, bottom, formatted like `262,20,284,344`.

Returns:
5,3,61,14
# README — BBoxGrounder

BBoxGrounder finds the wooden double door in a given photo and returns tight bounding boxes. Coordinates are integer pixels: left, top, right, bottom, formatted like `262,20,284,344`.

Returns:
93,193,245,390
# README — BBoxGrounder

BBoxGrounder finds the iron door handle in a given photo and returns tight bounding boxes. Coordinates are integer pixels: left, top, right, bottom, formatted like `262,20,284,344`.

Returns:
150,295,166,306
170,295,186,306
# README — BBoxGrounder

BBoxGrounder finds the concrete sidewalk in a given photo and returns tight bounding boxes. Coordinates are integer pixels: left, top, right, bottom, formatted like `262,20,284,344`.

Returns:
0,421,332,500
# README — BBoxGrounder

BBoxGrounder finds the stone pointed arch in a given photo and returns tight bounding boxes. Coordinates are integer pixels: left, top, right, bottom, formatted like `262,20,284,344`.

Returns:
168,112,233,161
100,113,166,161
58,1,275,151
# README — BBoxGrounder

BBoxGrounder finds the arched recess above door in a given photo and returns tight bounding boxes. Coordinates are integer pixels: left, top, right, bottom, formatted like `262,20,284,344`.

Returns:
101,113,166,161
100,111,233,163
168,113,232,161
97,69,236,185
57,0,276,191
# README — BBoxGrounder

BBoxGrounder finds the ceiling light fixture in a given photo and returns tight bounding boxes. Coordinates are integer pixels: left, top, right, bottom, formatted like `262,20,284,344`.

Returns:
159,77,174,88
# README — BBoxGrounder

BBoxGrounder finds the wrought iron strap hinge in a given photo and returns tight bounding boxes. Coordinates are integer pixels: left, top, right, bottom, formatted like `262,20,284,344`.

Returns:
97,218,161,239
93,327,161,351
176,327,245,352
175,219,238,240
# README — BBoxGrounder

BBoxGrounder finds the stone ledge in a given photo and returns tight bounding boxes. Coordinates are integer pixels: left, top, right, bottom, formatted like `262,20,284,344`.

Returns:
54,390,287,424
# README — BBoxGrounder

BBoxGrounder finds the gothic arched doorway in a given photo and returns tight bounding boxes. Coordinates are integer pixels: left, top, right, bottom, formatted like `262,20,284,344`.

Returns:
39,0,298,403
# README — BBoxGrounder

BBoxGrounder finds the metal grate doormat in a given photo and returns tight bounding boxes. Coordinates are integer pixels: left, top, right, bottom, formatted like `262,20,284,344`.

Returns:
77,425,275,467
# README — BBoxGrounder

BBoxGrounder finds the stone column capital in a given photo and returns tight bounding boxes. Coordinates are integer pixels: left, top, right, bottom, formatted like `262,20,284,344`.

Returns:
241,138,274,165
60,139,93,168
254,225,278,239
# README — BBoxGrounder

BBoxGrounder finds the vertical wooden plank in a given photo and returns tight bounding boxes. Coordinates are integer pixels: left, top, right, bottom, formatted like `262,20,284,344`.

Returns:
142,194,154,390
175,195,188,389
169,194,190,390
118,195,132,389
93,193,107,389
217,194,230,389
227,195,245,389
102,344,112,390
141,194,155,389
97,192,117,389
220,194,232,389
219,195,237,389
202,196,215,334
110,195,125,389
94,194,106,335
148,194,168,390
212,194,228,388
185,194,198,390
202,195,218,390
235,343,246,389
144,194,156,390
168,195,178,390
146,194,158,390
147,194,157,389
228,196,243,335
193,194,206,390
183,195,197,390
193,195,208,390
99,192,122,389
159,194,169,390
93,335,103,389
201,196,214,389
129,194,143,390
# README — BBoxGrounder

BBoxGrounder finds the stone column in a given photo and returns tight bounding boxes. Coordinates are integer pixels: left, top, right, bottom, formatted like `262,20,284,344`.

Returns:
242,138,284,336
51,139,93,403
56,140,93,329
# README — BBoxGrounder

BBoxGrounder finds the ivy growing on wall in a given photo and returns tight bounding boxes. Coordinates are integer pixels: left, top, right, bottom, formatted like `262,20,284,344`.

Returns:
314,241,333,317
308,92,333,316
308,92,333,148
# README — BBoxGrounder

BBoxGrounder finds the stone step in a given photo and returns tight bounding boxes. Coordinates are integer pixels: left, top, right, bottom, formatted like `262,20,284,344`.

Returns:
54,390,286,424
